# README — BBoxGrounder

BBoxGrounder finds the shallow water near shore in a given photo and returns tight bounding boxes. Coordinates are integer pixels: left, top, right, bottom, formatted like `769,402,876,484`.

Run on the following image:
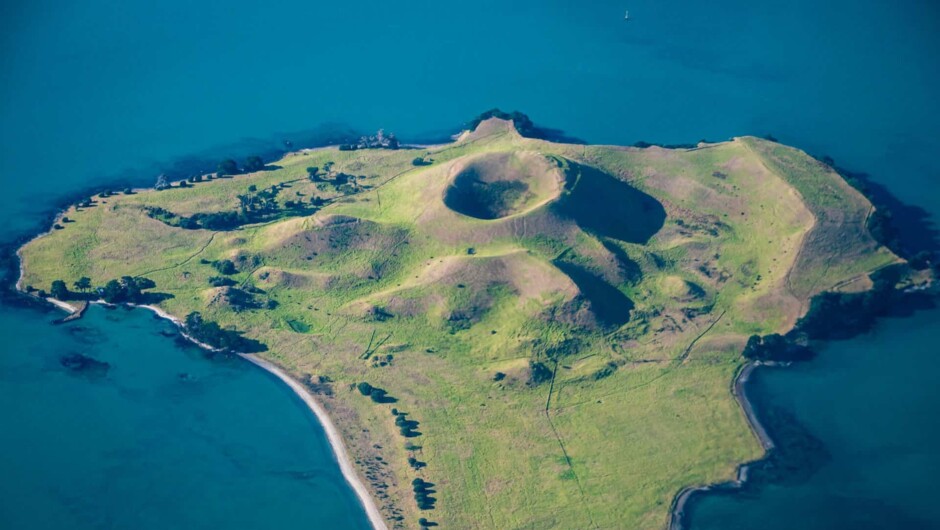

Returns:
687,308,940,529
0,304,370,529
2,0,939,528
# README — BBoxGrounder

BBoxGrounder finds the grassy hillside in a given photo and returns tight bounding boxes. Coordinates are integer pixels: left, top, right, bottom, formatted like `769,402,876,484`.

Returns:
19,118,899,529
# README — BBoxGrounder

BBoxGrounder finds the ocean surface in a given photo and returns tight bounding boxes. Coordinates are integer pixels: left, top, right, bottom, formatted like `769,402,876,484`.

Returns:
1,0,938,528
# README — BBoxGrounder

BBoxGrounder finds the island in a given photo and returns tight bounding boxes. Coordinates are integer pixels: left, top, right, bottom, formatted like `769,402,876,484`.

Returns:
18,116,921,529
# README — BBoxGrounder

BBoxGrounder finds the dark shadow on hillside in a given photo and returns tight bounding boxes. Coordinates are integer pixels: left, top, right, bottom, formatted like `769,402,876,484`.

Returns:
444,170,530,220
553,260,633,328
555,163,666,244
601,240,644,285
836,167,940,257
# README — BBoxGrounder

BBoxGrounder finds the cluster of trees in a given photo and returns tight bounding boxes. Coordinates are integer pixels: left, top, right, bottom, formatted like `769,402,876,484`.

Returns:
356,382,396,403
392,409,421,437
468,109,537,137
411,479,437,511
208,276,237,287
212,259,238,275
220,286,276,312
101,276,156,304
412,157,432,166
183,211,254,230
338,129,399,151
742,334,813,362
183,312,266,353
48,276,156,304
217,156,265,177
146,206,298,231
146,178,328,231
307,164,365,194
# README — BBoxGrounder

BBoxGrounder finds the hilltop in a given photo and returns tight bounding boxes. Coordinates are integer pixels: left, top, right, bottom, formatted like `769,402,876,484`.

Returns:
19,117,904,529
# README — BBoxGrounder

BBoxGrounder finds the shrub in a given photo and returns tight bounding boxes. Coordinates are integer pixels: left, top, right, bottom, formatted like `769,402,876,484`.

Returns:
218,159,239,176
212,259,237,275
183,312,266,353
244,156,264,172
527,361,553,386
208,276,237,287
50,280,69,300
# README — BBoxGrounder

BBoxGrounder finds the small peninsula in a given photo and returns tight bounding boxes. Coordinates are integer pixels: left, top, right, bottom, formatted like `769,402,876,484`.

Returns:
19,117,912,529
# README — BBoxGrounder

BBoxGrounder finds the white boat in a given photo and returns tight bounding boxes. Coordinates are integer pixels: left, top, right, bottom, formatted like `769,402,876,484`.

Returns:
624,10,630,20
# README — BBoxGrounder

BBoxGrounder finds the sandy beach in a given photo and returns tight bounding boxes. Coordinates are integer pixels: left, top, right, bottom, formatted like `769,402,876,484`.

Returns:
138,305,389,530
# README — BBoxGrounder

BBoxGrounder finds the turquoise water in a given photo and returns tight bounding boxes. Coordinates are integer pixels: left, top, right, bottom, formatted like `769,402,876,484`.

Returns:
1,0,939,528
0,305,371,529
687,310,940,529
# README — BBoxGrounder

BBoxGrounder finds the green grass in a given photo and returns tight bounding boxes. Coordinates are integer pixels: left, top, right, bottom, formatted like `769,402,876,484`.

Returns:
19,119,899,529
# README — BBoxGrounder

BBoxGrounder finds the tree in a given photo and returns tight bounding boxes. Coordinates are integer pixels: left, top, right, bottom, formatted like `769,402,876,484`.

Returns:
120,276,142,302
306,167,319,181
154,174,169,190
50,280,69,300
73,277,92,293
218,159,239,176
527,361,553,385
102,279,123,303
244,156,265,172
357,382,373,396
212,259,237,275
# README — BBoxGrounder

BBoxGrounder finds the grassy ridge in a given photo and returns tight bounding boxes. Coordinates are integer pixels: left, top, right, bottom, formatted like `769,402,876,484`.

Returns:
19,119,897,529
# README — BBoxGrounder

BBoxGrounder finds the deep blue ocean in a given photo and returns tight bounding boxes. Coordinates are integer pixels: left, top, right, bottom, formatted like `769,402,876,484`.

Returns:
1,0,938,528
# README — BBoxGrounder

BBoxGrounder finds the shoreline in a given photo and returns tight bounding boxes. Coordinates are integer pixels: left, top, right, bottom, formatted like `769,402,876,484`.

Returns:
668,360,774,530
25,294,388,530
237,354,389,530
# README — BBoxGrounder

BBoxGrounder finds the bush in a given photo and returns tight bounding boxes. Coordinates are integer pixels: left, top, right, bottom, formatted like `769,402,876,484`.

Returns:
218,159,239,176
244,156,264,172
212,259,238,275
183,312,266,353
527,361,553,385
369,387,396,403
741,334,813,362
208,276,237,287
